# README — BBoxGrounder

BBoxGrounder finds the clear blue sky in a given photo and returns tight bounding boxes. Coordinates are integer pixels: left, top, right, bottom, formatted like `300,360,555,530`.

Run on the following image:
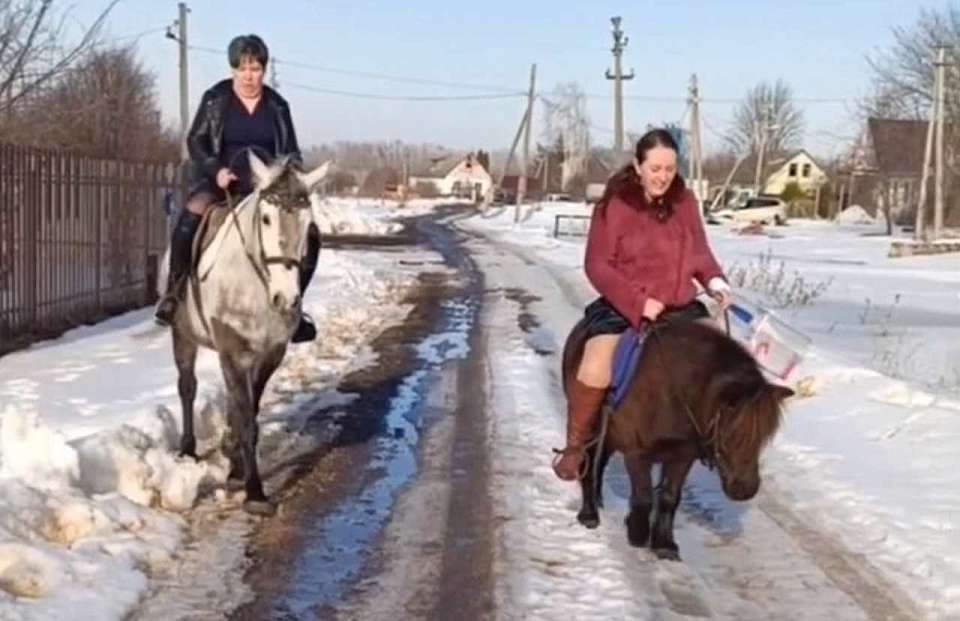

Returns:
71,0,939,158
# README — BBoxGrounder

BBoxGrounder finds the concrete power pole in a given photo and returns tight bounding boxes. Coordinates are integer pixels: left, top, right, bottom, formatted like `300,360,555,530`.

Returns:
916,70,937,241
753,104,778,195
516,63,537,221
934,45,950,239
605,16,634,156
166,3,190,162
270,57,279,90
688,74,704,203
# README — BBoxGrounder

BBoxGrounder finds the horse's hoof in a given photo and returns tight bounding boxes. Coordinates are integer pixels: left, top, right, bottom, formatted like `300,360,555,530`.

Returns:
653,547,681,562
577,510,600,529
226,477,244,492
179,449,198,460
243,499,277,517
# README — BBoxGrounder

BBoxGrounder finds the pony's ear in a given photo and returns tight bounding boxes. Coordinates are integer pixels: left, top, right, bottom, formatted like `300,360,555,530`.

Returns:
298,160,333,191
769,383,795,402
248,151,274,189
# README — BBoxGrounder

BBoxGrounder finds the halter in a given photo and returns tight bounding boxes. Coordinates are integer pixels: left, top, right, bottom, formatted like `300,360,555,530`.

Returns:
222,149,308,293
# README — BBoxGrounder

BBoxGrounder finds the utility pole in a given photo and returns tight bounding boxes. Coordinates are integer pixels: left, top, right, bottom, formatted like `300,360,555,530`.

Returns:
753,103,778,195
916,70,936,241
605,17,634,156
166,3,190,162
516,63,536,221
270,57,279,90
934,45,950,239
688,74,704,204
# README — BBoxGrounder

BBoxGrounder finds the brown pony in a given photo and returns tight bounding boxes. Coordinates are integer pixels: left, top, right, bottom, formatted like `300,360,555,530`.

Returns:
562,316,793,560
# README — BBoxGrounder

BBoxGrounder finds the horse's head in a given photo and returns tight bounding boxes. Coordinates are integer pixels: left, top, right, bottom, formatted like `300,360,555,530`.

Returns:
710,375,793,501
248,153,331,317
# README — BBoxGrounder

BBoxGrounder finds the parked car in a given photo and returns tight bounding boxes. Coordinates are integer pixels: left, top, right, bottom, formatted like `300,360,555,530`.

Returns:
713,196,787,225
491,188,516,205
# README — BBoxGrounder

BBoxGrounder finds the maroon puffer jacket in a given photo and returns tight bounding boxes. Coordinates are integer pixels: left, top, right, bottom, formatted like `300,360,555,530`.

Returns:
584,176,724,330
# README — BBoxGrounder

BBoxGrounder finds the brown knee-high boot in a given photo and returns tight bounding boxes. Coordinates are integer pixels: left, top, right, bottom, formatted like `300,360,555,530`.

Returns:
553,378,608,481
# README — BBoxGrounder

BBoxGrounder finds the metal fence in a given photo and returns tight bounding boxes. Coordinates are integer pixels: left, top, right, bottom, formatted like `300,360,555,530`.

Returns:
0,143,180,349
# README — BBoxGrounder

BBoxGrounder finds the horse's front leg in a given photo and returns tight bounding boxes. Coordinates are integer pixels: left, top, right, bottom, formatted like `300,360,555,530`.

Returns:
220,354,273,516
172,327,199,459
577,441,613,529
650,454,695,561
623,452,654,547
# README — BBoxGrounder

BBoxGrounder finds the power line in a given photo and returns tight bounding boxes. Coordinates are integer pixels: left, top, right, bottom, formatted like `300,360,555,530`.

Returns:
283,81,524,101
189,44,525,94
187,43,854,105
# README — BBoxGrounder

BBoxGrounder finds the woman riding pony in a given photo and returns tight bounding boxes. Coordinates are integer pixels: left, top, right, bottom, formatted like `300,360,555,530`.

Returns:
553,129,733,481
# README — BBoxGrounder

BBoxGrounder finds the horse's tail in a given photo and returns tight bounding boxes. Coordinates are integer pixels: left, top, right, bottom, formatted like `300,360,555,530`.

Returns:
561,316,591,397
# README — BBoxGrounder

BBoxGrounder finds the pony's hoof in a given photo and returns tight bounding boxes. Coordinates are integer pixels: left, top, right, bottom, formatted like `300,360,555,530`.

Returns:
179,449,197,460
577,510,600,529
226,477,244,492
243,499,276,517
653,547,681,562
625,514,650,548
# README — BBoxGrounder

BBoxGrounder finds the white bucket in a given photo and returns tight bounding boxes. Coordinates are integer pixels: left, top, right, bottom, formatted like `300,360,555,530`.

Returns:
726,299,810,380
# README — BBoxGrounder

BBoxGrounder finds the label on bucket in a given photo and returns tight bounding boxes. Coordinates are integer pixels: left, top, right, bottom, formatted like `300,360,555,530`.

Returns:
750,315,806,380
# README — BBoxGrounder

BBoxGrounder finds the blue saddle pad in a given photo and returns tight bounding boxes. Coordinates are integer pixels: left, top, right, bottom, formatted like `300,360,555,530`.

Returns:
607,327,647,410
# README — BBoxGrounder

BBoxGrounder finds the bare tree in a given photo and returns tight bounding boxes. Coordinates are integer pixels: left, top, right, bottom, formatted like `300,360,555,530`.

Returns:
0,0,117,118
542,82,591,191
863,6,960,121
11,46,177,160
726,80,805,155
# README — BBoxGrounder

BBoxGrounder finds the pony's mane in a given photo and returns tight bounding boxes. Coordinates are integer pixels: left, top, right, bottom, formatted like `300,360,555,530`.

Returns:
700,336,784,457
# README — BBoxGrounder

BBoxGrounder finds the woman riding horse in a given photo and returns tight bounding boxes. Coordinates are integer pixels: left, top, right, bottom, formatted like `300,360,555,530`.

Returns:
154,34,320,343
553,129,733,481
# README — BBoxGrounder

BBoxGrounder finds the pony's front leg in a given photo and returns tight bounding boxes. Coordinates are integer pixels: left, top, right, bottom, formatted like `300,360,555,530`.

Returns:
220,354,273,516
172,327,199,459
650,454,695,560
623,453,654,547
577,442,613,528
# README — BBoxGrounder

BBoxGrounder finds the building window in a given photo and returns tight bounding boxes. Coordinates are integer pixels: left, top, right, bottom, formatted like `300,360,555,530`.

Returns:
789,163,798,177
802,163,811,178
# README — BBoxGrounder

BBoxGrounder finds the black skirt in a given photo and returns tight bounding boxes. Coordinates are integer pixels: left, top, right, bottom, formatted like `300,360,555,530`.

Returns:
582,297,709,339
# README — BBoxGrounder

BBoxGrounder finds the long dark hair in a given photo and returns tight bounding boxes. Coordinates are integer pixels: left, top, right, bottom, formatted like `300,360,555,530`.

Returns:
597,128,680,213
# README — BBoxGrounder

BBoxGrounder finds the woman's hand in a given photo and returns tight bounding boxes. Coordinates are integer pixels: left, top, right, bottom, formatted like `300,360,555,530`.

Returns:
216,167,238,190
642,297,665,321
707,277,732,310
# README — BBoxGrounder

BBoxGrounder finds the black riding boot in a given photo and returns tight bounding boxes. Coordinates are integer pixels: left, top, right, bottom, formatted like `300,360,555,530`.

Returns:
291,224,321,343
154,210,202,326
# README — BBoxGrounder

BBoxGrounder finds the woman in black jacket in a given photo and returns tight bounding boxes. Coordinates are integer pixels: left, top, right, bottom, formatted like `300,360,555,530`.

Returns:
155,34,320,343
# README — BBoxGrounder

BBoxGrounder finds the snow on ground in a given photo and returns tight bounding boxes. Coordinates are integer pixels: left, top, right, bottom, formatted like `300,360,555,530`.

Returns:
463,200,960,619
0,213,429,619
311,197,466,235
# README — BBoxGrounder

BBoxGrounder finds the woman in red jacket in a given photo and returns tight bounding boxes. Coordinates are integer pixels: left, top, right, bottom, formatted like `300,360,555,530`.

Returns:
553,129,732,481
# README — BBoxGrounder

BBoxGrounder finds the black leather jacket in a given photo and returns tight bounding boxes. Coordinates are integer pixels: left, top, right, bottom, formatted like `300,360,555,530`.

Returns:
186,79,301,195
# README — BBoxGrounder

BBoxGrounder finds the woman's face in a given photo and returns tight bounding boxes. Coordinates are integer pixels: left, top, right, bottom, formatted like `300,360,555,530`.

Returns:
232,55,265,98
633,146,677,200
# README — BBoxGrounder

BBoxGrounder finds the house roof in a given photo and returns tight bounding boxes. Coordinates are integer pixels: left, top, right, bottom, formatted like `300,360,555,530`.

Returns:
867,118,927,177
412,153,488,178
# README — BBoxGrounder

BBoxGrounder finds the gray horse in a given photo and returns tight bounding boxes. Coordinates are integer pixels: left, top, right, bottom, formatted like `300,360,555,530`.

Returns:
161,153,330,515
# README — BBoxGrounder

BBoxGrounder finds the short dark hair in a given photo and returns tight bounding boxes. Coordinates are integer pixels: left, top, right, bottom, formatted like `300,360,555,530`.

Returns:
228,34,269,68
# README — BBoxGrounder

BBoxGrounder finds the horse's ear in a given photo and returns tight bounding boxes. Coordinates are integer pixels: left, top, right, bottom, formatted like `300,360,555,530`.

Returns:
249,151,273,189
299,160,332,191
768,382,795,402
